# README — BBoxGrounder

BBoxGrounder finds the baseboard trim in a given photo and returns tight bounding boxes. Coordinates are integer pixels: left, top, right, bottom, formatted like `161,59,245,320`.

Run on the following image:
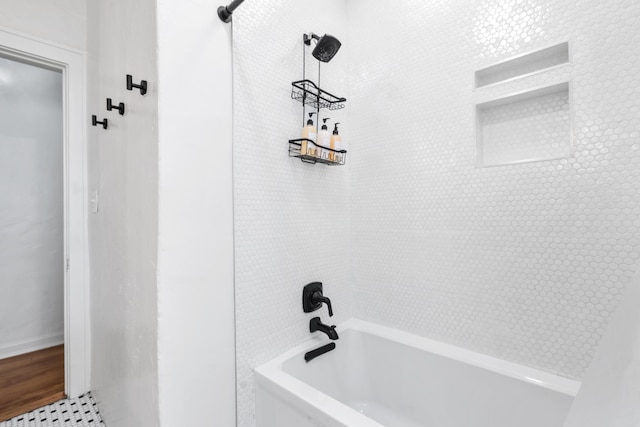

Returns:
0,334,64,360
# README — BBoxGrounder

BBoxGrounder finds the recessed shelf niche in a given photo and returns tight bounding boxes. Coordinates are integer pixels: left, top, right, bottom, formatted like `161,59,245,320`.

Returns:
475,42,570,88
476,81,572,167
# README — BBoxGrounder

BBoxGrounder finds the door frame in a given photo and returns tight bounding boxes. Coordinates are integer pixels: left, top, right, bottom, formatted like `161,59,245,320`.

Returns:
0,26,89,398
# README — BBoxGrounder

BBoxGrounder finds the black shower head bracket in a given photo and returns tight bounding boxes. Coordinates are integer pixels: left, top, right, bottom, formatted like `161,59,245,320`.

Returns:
303,33,321,45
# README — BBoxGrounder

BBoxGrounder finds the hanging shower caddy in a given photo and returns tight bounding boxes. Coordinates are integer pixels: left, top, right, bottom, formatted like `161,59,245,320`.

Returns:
289,33,347,166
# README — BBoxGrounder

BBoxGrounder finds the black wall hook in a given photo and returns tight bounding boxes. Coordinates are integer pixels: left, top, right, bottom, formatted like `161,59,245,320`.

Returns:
126,74,147,95
92,115,108,129
106,98,125,115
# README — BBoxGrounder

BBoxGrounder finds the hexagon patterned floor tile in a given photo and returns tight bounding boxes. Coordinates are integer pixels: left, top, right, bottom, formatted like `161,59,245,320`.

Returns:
0,393,105,427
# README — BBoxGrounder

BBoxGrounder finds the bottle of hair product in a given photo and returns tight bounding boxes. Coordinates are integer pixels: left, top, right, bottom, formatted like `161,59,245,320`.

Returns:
301,112,317,156
317,118,331,160
329,122,342,163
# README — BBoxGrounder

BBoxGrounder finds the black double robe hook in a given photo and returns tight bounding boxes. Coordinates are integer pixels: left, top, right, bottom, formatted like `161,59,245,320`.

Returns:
106,98,125,115
126,74,147,95
92,115,108,129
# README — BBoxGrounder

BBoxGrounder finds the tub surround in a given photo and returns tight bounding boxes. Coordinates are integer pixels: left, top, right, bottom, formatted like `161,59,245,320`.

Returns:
232,0,640,425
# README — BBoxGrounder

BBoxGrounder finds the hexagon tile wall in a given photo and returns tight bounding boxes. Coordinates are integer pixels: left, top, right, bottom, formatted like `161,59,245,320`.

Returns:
348,0,640,380
232,1,350,426
234,0,640,425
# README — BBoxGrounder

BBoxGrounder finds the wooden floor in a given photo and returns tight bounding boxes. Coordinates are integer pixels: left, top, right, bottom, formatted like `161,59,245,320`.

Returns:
0,345,65,422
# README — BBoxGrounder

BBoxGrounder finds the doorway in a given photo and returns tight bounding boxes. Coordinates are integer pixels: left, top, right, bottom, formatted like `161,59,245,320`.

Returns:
0,27,89,415
0,54,65,420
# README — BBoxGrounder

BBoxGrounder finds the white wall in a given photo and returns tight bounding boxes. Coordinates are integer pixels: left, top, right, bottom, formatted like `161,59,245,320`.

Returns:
0,0,86,50
0,57,64,358
155,0,235,425
88,0,237,425
347,0,640,380
232,1,350,425
87,0,160,425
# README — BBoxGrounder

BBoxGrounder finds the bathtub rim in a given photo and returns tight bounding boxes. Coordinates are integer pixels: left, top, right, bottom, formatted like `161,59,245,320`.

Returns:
254,318,581,426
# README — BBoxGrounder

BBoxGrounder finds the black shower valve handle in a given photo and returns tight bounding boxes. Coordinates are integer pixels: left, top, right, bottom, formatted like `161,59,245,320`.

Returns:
312,290,333,317
106,98,125,115
303,282,335,317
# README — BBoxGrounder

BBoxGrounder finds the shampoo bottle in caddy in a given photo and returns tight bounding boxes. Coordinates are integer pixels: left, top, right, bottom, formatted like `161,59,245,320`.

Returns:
317,118,331,160
301,112,317,156
329,122,342,162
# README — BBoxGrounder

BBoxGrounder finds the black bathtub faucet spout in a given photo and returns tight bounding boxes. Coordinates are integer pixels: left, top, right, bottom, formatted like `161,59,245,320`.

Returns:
310,317,339,340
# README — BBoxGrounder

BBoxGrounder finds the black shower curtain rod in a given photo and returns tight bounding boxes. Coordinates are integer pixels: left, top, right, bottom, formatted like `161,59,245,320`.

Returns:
218,0,245,23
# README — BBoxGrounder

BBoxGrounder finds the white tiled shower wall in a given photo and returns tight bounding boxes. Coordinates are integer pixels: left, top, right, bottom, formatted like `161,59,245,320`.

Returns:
348,0,640,379
234,0,640,424
232,1,350,425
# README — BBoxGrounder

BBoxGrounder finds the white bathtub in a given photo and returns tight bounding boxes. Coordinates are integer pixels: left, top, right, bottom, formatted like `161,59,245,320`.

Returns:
255,319,580,427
